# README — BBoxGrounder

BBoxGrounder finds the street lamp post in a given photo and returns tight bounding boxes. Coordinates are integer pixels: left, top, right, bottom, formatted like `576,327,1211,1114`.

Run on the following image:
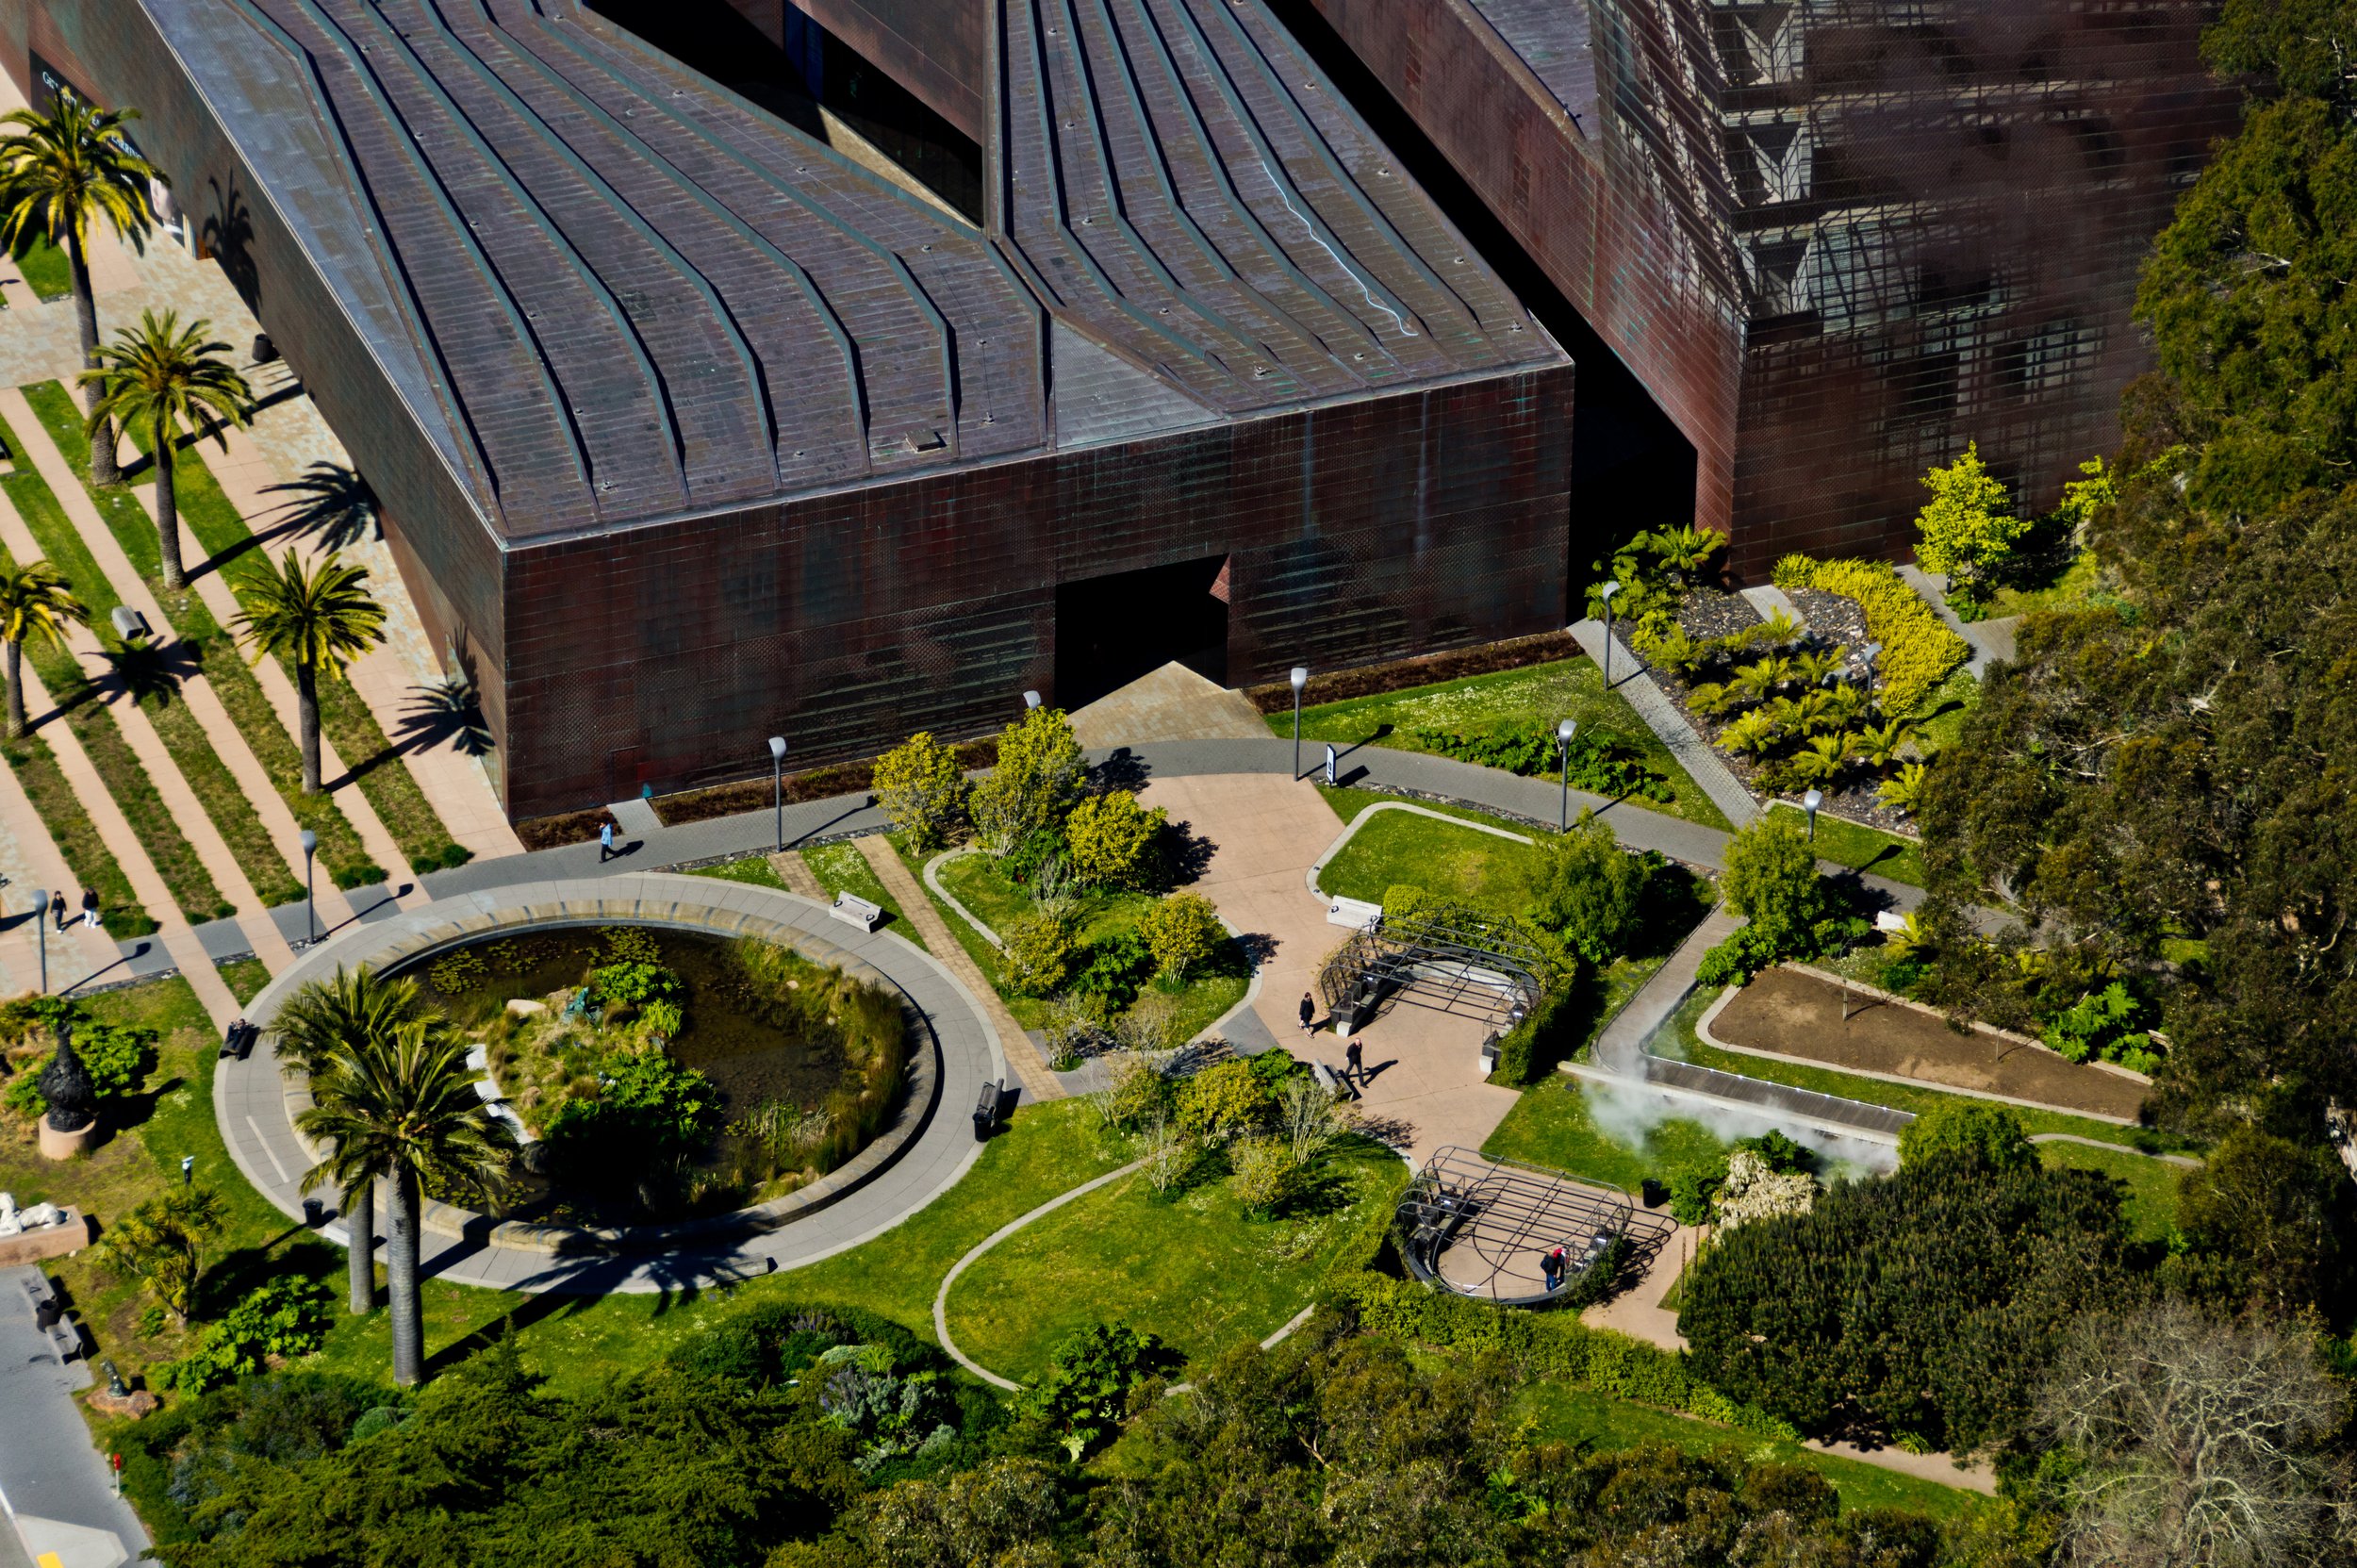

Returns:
1803,787,1823,844
767,736,787,852
1022,689,1043,711
299,830,318,945
1557,719,1577,831
1858,640,1882,698
1290,666,1309,780
29,887,44,995
1599,581,1623,686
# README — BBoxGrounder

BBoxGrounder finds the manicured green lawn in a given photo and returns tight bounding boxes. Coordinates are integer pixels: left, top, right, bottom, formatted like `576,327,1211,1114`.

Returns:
931,850,1245,1035
1316,805,1544,909
1986,549,2101,621
1765,801,1924,887
1275,658,1731,830
7,231,70,301
2038,1138,2184,1242
944,1135,1407,1382
1511,1381,1990,1521
1482,1074,1729,1193
686,853,788,889
800,839,929,952
219,957,271,1005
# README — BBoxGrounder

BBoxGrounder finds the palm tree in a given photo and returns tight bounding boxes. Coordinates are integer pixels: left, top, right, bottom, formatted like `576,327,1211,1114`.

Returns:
0,97,158,484
1646,522,1723,586
1719,710,1779,757
1790,732,1851,786
79,309,254,588
297,1016,513,1385
272,965,428,1314
0,560,89,737
231,551,385,793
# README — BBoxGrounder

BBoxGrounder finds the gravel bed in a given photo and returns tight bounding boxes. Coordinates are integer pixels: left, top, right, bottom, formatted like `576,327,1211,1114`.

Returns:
1622,588,1923,839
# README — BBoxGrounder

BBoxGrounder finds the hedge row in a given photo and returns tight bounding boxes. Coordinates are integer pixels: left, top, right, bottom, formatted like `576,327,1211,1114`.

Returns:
1324,1272,1799,1441
1771,556,1968,714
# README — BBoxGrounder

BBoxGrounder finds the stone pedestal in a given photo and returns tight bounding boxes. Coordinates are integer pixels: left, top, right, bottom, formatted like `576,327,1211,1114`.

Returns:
38,1117,97,1160
88,1387,160,1420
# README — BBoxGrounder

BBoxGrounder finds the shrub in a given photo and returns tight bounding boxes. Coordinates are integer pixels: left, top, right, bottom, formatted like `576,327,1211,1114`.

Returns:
541,1050,722,1190
1069,930,1152,1015
1062,790,1167,890
1138,892,1226,981
2041,981,2159,1067
1176,1057,1269,1140
997,914,1078,998
589,961,680,1011
1096,1051,1171,1130
2,1017,156,1115
1027,1324,1180,1461
1912,443,2026,611
1228,1134,1298,1215
872,731,968,850
1720,814,1832,949
1403,722,1673,801
1896,1100,2036,1174
1773,557,1969,712
162,1277,337,1394
971,707,1084,855
1492,983,1582,1086
1527,811,1653,964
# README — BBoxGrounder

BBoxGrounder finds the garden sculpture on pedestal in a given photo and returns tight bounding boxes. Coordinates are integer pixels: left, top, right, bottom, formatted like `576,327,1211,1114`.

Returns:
38,1020,98,1159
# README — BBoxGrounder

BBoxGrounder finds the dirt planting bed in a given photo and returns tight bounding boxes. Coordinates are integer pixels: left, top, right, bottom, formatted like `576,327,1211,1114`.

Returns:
1704,966,2151,1122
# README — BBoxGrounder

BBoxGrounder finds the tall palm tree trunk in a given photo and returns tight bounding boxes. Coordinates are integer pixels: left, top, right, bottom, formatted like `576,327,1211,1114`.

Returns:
66,228,119,486
387,1165,423,1386
154,414,184,589
346,1175,376,1314
297,659,321,793
4,638,22,738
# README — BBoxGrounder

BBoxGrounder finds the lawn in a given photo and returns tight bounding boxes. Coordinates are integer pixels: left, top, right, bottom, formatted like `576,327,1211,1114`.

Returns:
1275,657,1731,830
1986,549,2101,621
1906,667,1980,759
1316,805,1545,910
21,381,382,890
944,1134,1407,1382
1510,1381,1990,1521
7,231,70,302
2038,1138,2184,1242
931,850,1246,1036
1482,1074,1731,1193
1765,801,1924,887
686,854,788,889
800,839,929,953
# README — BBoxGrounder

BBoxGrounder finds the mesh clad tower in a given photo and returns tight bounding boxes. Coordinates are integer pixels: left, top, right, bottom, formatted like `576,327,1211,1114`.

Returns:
1292,0,2237,573
3,0,1572,818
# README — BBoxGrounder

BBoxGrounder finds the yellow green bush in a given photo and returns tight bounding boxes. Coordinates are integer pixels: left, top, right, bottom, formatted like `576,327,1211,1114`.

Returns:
1771,556,1967,712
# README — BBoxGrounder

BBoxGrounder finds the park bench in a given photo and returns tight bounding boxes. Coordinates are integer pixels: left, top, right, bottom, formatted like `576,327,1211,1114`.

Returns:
219,1019,259,1060
1325,896,1381,930
831,891,885,932
973,1079,1003,1141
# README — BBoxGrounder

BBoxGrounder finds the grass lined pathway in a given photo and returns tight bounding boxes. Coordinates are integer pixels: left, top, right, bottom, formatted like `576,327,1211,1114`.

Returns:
18,383,385,897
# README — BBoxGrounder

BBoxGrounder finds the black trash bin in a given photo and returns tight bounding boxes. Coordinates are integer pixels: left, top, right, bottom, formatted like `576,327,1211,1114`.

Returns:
253,332,278,364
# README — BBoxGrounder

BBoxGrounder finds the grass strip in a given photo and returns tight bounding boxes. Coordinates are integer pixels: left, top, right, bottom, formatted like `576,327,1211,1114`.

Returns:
25,383,382,889
0,437,232,923
127,421,470,873
5,233,71,303
0,732,153,935
799,839,930,953
2,399,302,906
1763,801,1924,887
218,955,271,1005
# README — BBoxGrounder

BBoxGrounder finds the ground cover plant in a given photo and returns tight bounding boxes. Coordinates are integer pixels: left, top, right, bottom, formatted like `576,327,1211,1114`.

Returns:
22,380,383,888
1271,654,1731,828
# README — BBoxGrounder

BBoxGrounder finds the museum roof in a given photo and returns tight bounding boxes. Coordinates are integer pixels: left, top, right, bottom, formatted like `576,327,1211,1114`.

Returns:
167,0,1562,542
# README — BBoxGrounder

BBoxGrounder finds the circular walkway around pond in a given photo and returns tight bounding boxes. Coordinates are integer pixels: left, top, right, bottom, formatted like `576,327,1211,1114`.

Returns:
216,872,1007,1295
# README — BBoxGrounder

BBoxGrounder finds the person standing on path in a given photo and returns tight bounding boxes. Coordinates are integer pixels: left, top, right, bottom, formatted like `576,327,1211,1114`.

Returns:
598,819,616,863
1298,992,1316,1036
1343,1035,1363,1093
50,889,66,931
1540,1248,1562,1292
79,886,98,929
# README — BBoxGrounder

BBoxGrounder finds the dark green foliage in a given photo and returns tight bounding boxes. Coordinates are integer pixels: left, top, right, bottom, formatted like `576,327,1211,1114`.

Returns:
1680,1154,2134,1449
1526,812,1655,964
2039,982,2159,1072
116,1373,388,1544
1492,983,1582,1086
1402,721,1674,801
1069,930,1152,1015
668,1298,936,1389
148,1343,865,1567
1025,1323,1180,1461
2161,1126,2355,1326
540,1049,722,1192
1666,1131,1814,1226
162,1278,337,1394
0,995,156,1114
1897,1103,2038,1176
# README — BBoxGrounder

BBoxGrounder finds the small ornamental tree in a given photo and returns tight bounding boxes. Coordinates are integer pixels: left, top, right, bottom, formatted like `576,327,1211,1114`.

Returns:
1063,789,1166,890
970,706,1084,856
92,1186,225,1328
1897,1100,2037,1175
997,913,1077,997
1027,1324,1179,1461
872,731,967,850
1139,891,1225,981
1719,813,1831,950
1527,811,1652,964
1175,1057,1268,1140
1912,442,2026,611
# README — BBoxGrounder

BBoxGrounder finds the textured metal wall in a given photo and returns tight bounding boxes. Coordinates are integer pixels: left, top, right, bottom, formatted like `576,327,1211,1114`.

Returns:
785,0,987,140
501,364,1574,817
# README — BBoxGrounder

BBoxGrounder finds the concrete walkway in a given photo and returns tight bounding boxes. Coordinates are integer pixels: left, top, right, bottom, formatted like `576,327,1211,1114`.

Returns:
1897,566,2019,678
1568,619,1758,829
0,1270,146,1568
219,873,1006,1294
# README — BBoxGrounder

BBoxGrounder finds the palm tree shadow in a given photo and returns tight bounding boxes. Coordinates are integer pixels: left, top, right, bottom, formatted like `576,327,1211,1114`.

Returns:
93,638,199,708
396,673,495,760
262,462,377,553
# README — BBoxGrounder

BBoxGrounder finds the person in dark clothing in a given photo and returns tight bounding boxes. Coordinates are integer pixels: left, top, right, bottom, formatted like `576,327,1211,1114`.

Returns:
1298,992,1316,1035
1343,1036,1363,1087
79,887,99,929
50,890,66,932
1540,1249,1561,1290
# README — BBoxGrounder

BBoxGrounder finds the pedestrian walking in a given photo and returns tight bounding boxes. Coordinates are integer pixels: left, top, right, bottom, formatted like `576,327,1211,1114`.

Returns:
1297,992,1315,1035
1539,1248,1561,1291
1343,1035,1363,1087
79,887,99,929
50,890,66,932
598,819,616,863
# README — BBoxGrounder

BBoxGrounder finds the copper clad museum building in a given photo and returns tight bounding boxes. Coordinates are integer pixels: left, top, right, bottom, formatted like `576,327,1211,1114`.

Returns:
0,0,2226,821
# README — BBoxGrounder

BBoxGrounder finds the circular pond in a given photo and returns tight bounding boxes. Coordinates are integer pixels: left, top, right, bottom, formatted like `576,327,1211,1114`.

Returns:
390,922,911,1226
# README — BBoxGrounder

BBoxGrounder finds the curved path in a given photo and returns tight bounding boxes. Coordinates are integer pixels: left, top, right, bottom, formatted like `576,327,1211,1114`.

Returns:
219,872,1007,1295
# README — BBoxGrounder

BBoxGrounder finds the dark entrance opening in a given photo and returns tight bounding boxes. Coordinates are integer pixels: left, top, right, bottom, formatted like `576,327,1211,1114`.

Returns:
1056,555,1229,709
585,0,982,220
1262,1,1698,605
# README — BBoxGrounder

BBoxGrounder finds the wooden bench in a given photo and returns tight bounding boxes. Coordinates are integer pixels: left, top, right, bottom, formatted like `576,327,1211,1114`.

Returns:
830,891,885,933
